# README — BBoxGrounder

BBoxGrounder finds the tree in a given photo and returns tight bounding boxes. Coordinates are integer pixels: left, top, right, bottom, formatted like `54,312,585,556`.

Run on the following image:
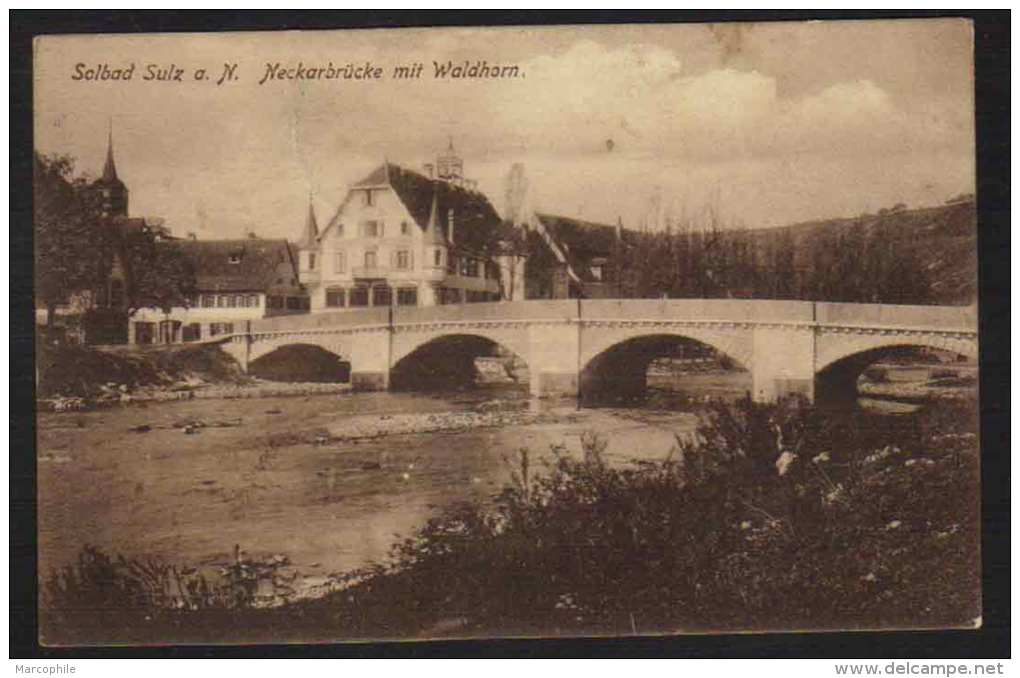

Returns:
35,151,197,334
34,153,112,326
122,226,196,314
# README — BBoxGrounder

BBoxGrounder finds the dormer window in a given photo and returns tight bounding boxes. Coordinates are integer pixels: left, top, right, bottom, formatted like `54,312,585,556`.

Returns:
228,252,243,264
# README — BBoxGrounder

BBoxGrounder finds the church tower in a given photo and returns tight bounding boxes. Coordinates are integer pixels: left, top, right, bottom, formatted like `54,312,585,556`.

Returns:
93,123,129,218
436,137,464,185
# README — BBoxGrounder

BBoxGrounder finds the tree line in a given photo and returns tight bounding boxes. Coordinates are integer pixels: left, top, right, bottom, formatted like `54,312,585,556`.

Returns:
605,215,942,305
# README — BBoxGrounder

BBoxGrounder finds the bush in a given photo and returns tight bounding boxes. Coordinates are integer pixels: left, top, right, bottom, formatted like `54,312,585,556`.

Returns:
314,397,979,636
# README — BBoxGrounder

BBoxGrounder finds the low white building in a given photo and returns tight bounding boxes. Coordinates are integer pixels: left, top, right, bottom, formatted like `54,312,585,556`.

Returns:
129,238,308,344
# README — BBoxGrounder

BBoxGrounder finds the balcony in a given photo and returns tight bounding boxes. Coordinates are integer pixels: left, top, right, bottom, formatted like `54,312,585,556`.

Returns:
350,265,387,279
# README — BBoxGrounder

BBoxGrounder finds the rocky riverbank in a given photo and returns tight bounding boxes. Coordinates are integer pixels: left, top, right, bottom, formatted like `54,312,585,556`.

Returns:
41,380,353,412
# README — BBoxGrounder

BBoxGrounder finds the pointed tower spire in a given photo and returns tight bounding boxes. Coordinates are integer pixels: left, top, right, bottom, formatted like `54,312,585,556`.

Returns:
299,194,319,249
422,185,446,246
102,118,118,182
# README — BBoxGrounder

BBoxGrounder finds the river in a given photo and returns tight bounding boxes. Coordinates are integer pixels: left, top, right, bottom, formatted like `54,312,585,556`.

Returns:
37,382,729,597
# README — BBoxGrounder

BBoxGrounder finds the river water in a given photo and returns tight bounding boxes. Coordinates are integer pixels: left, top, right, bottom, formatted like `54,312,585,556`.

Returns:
37,381,733,596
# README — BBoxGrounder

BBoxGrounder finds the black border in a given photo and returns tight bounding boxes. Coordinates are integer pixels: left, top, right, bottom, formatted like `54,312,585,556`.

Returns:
10,10,1010,659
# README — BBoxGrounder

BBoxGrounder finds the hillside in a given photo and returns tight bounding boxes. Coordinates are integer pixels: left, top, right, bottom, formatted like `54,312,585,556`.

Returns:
766,199,977,306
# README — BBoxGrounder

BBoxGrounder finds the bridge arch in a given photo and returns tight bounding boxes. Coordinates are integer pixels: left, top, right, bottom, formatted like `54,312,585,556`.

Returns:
579,330,752,406
389,331,530,392
814,335,977,407
814,331,978,375
247,342,351,382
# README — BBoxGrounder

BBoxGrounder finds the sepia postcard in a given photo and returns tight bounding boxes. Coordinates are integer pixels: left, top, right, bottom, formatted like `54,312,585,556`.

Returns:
32,18,982,646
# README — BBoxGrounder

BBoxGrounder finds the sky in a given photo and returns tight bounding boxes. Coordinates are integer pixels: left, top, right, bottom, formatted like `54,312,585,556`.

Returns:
34,19,975,240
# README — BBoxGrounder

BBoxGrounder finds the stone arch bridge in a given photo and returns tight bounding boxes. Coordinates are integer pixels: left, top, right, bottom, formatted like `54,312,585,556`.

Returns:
217,299,977,403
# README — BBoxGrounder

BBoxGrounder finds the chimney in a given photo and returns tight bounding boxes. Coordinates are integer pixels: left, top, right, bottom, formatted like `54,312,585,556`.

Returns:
424,163,434,178
616,216,623,241
447,208,455,245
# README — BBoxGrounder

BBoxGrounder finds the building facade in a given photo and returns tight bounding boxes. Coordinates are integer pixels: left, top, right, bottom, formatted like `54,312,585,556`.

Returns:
129,237,309,344
300,144,505,312
523,212,626,299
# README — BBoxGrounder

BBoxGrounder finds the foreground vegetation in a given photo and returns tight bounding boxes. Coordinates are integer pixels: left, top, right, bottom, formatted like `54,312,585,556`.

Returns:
41,398,980,644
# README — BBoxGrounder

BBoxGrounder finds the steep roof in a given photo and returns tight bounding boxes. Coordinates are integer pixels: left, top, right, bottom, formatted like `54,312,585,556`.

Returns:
349,162,502,255
95,125,126,190
297,200,319,249
533,213,625,282
162,238,302,293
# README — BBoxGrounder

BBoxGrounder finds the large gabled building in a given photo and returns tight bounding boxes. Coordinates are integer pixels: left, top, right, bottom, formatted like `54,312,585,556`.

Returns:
298,143,506,311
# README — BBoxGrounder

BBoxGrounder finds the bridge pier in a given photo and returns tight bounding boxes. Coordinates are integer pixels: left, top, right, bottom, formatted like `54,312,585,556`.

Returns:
348,329,392,391
750,326,816,403
528,323,579,398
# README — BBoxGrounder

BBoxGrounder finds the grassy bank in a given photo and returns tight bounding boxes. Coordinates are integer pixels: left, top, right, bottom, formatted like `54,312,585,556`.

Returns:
40,398,980,644
36,341,248,400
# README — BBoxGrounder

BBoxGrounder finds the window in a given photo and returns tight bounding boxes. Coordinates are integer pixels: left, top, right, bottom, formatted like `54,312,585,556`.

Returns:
397,287,418,306
350,286,369,307
326,287,346,308
334,251,346,274
209,322,235,336
182,323,201,342
286,296,302,310
372,285,392,307
363,189,374,207
441,288,463,305
364,250,377,269
218,294,231,308
447,254,458,275
360,220,381,238
134,322,155,345
400,221,410,235
308,253,316,270
463,258,480,278
434,249,442,267
590,265,603,281
267,295,284,309
395,250,411,270
202,294,216,308
248,294,260,307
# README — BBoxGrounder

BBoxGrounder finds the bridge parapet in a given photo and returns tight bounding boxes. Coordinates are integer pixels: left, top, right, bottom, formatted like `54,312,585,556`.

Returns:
579,298,815,324
249,307,389,335
814,302,977,331
393,300,577,325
